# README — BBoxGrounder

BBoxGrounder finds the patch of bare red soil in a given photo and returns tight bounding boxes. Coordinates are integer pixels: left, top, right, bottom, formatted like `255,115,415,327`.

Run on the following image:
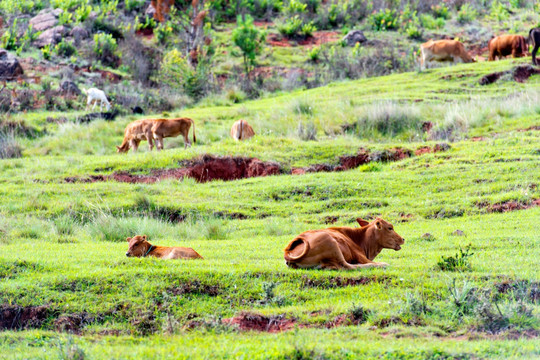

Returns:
267,31,339,47
223,313,297,332
480,65,540,85
0,305,51,330
414,143,451,156
301,275,390,289
480,199,540,213
65,145,452,184
518,125,540,132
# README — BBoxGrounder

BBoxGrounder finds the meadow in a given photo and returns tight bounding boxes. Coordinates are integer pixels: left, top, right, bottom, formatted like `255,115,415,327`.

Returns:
0,58,539,359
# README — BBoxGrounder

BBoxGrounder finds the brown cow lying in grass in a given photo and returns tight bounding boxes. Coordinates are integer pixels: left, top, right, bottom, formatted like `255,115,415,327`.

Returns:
283,217,404,270
488,34,528,61
420,39,474,70
116,118,196,153
230,119,255,141
125,235,203,259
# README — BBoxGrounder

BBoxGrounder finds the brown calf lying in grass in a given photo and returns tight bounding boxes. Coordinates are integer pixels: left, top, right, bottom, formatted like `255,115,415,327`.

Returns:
117,118,196,153
284,217,404,270
125,235,203,260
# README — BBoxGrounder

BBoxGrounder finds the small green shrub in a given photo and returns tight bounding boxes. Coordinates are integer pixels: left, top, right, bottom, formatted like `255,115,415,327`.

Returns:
41,44,52,60
74,4,92,22
308,46,321,62
448,279,478,316
349,303,370,323
58,11,73,25
431,4,450,19
0,133,22,159
260,282,286,306
297,121,317,141
457,3,477,24
300,22,316,38
277,15,303,38
55,39,77,57
420,13,444,30
125,0,145,11
355,102,422,137
368,9,398,31
490,0,510,21
437,244,474,271
285,0,307,14
93,33,117,57
404,23,422,39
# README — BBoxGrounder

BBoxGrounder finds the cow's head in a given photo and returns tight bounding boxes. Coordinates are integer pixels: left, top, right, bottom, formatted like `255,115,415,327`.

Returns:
126,235,150,257
371,217,405,251
116,143,130,153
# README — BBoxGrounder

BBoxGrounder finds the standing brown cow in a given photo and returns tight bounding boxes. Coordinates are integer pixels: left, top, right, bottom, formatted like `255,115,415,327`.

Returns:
116,118,196,153
230,119,255,141
488,34,528,61
420,40,474,70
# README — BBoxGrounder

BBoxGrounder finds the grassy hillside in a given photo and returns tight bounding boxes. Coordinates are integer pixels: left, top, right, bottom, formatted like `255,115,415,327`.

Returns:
0,58,539,359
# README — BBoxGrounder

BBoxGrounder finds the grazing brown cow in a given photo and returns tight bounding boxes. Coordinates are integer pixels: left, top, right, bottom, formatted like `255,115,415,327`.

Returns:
116,118,196,153
488,34,528,61
420,39,474,70
125,235,203,260
283,218,404,270
230,119,255,141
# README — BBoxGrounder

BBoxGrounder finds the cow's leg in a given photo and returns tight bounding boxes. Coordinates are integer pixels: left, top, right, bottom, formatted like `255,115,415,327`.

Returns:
155,134,164,151
131,139,140,152
533,45,539,65
146,130,154,151
86,98,91,111
183,132,191,149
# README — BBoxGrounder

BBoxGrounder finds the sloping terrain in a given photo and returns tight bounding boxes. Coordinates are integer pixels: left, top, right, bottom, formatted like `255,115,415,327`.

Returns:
0,60,539,359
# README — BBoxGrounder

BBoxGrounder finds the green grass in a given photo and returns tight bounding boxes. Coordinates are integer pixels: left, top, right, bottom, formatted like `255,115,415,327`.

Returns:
0,60,539,358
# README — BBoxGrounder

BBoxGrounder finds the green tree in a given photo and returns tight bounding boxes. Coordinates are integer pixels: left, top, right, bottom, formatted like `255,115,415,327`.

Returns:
232,14,266,82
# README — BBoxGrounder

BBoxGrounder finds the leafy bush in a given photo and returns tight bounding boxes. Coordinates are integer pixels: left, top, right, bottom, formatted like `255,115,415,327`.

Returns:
292,99,314,115
285,0,307,14
232,14,266,79
55,39,77,57
437,244,474,271
125,0,145,11
448,279,478,317
490,0,510,21
431,4,450,19
300,22,317,38
74,4,92,22
404,23,422,39
349,303,370,323
457,3,477,24
308,46,321,62
41,45,52,60
420,13,444,30
277,15,304,38
0,0,43,15
260,282,286,306
93,33,118,66
58,11,73,25
368,9,398,31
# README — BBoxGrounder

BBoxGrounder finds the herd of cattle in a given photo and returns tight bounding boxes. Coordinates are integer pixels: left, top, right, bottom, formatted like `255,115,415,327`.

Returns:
421,29,540,68
88,29,539,269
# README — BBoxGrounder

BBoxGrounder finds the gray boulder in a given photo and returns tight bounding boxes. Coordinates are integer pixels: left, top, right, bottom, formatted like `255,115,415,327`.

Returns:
59,80,81,96
0,50,24,80
34,25,67,48
29,8,63,31
69,26,89,40
342,30,367,46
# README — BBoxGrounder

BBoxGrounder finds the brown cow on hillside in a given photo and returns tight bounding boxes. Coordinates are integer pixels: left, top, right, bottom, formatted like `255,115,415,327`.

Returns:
126,235,203,260
420,39,474,70
116,118,196,153
488,34,528,61
283,217,404,270
230,120,255,141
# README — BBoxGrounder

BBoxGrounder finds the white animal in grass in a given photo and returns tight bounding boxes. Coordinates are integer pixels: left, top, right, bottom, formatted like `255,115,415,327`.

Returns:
82,87,111,112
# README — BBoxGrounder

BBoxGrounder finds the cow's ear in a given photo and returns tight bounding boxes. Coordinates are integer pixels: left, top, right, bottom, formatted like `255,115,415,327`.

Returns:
356,218,369,227
375,220,382,230
126,237,131,242
142,235,147,241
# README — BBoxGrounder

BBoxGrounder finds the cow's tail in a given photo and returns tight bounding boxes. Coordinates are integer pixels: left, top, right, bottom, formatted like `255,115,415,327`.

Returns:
190,118,196,143
529,28,534,45
239,120,244,140
521,35,528,55
283,237,310,262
